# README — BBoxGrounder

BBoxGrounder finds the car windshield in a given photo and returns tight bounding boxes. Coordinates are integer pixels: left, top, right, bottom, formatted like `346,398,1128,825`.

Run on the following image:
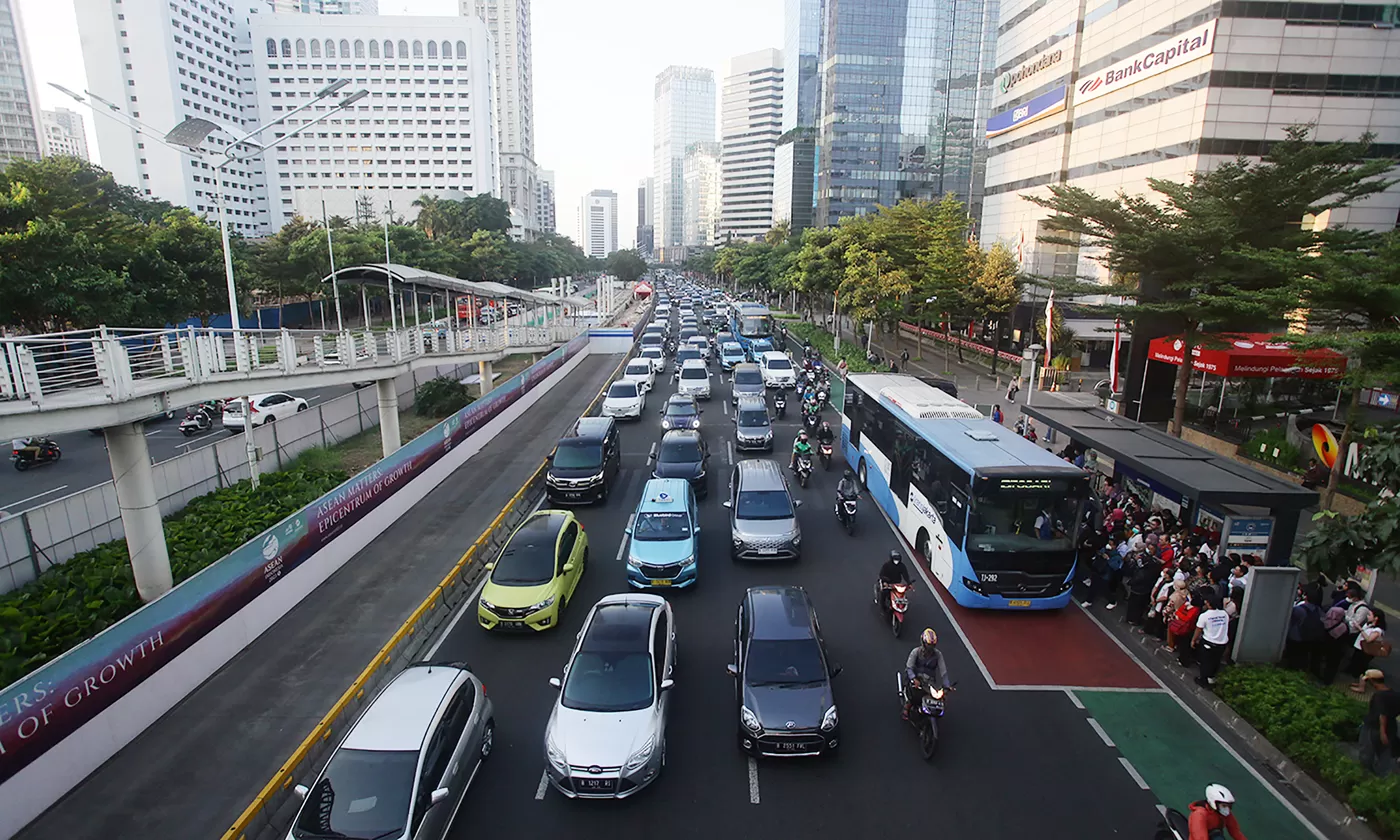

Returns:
666,401,697,416
660,438,703,462
765,357,792,371
723,344,743,355
734,369,762,385
738,408,769,427
562,651,655,712
553,443,602,469
641,334,661,346
627,364,651,376
677,350,701,363
292,748,416,840
745,639,826,686
680,367,707,381
737,489,792,520
608,382,638,399
739,315,772,338
490,527,557,585
633,511,691,541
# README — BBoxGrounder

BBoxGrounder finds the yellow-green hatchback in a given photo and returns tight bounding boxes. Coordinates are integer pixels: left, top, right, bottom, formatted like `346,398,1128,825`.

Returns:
478,510,589,632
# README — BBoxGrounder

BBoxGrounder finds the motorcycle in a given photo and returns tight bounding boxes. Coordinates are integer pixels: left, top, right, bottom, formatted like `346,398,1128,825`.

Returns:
877,581,913,637
774,392,787,420
836,494,857,535
899,672,952,760
816,386,829,410
1153,805,1190,840
11,438,61,472
179,403,220,437
819,440,833,470
795,453,813,488
803,410,821,435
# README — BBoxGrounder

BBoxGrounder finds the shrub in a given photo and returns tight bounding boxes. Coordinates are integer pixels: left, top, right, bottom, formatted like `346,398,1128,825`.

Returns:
415,375,475,417
780,321,878,373
1242,428,1303,472
0,467,346,688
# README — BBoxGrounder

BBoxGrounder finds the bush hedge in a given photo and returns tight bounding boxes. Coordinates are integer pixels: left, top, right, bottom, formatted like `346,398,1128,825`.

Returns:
1216,664,1400,834
0,467,346,689
779,320,878,373
415,375,476,417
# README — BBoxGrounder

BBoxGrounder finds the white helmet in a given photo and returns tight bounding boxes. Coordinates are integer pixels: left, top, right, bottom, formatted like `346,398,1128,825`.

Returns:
1205,784,1235,816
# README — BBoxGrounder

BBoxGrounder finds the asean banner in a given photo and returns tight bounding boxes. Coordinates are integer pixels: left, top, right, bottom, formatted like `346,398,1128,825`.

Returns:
1075,19,1217,104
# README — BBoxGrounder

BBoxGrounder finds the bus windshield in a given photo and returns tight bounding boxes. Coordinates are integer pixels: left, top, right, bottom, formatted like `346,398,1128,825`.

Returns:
738,315,772,338
965,483,1083,552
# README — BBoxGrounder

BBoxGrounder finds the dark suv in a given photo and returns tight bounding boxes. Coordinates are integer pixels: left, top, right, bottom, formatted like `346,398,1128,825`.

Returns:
546,417,620,504
727,586,840,757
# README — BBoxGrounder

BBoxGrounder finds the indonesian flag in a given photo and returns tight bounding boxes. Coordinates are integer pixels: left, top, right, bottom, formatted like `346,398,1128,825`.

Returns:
1044,288,1055,361
1016,229,1025,265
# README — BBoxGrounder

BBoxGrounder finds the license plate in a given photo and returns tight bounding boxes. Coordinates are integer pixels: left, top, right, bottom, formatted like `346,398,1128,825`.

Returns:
498,620,524,628
575,778,612,790
775,741,805,752
757,548,778,555
650,579,672,586
1007,600,1031,607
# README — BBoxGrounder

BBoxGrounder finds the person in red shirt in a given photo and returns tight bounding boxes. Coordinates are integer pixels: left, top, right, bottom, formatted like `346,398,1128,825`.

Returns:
1189,784,1247,839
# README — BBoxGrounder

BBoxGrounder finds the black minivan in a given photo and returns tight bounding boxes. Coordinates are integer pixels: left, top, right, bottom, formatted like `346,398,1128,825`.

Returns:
546,417,621,504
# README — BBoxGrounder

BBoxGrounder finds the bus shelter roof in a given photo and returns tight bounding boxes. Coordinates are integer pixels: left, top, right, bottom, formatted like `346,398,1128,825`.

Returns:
324,264,554,305
1021,397,1317,510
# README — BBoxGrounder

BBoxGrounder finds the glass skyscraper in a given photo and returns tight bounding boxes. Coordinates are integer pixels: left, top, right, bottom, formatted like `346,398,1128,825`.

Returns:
653,66,716,262
773,0,823,233
816,0,998,227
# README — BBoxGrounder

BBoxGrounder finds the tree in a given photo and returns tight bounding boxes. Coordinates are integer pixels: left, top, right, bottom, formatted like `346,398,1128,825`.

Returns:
786,227,845,321
839,243,912,340
605,249,647,283
1027,125,1394,437
1294,425,1400,578
911,196,976,362
969,241,1023,375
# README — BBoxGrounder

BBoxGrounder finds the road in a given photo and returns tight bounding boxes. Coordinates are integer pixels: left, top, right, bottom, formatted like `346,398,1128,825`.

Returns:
426,339,1335,840
0,385,360,514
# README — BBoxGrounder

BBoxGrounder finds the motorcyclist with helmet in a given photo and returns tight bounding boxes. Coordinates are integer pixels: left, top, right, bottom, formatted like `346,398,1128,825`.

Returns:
789,430,813,471
1189,785,1246,839
816,419,835,448
903,628,951,719
836,468,859,503
876,549,911,603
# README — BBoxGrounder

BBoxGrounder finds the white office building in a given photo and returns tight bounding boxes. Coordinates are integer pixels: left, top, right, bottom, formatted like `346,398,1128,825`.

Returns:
653,66,716,262
468,0,539,238
981,0,1400,285
249,14,498,226
579,188,617,258
719,48,783,242
266,0,377,13
683,140,721,249
40,108,91,161
76,0,272,233
0,0,41,165
537,168,555,233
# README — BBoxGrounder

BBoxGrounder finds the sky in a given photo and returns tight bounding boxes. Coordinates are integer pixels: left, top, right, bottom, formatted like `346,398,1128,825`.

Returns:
15,0,785,249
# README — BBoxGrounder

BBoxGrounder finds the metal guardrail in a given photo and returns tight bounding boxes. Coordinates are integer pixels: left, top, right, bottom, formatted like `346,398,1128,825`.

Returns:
0,323,579,410
221,328,639,840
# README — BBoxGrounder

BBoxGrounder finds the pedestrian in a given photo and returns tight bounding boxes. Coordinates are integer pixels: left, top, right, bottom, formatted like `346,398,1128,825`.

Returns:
1285,585,1327,673
1123,549,1162,626
1320,586,1371,684
1350,611,1391,685
1164,581,1197,651
1302,458,1330,490
991,404,1004,424
1006,377,1020,402
901,348,910,368
1358,670,1400,776
1193,594,1231,688
889,360,900,373
837,358,848,380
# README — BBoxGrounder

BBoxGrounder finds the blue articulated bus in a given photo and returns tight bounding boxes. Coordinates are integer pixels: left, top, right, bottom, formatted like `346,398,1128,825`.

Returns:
840,373,1089,609
730,303,775,359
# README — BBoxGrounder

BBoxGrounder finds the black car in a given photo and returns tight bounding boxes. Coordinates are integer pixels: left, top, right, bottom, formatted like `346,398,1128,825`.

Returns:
728,586,840,757
660,394,702,431
546,417,621,504
648,430,711,498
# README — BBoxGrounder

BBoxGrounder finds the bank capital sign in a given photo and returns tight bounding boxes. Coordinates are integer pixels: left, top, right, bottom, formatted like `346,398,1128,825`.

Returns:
1076,19,1217,104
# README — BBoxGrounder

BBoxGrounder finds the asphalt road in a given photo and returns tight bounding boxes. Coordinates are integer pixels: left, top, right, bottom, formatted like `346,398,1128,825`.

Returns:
0,385,359,514
431,355,1167,838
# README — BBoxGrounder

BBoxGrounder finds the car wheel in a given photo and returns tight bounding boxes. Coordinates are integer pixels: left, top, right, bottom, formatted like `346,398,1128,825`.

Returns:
263,414,275,425
480,720,494,760
297,403,308,412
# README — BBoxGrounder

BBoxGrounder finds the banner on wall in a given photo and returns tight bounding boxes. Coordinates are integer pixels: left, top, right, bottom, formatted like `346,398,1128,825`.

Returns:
0,333,590,785
986,86,1068,138
1075,20,1217,104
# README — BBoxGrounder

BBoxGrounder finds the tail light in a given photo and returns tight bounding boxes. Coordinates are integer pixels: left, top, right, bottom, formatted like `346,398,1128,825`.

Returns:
249,402,259,414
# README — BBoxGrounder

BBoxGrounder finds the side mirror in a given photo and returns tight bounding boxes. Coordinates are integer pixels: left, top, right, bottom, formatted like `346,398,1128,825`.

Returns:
726,664,739,678
660,678,675,691
293,784,310,800
722,500,732,508
793,499,803,508
484,561,496,571
563,562,576,573
549,677,562,688
649,444,659,461
831,664,843,677
430,787,451,807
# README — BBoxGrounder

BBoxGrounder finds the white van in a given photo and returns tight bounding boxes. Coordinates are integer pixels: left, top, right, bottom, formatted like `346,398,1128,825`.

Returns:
758,351,797,390
676,359,712,400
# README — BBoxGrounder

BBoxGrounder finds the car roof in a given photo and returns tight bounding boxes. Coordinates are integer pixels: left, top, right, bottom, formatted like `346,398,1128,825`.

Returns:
760,351,788,360
636,478,693,512
733,362,759,371
580,599,661,653
569,417,613,441
735,396,768,411
508,511,566,548
626,358,652,369
661,429,702,444
641,346,662,354
736,458,786,489
342,665,461,751
746,586,817,641
667,393,697,405
687,335,708,342
680,359,707,369
608,380,639,392
721,342,743,351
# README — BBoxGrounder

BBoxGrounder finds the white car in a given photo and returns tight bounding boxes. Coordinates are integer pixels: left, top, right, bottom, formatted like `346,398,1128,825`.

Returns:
685,335,711,361
222,392,308,431
623,358,657,393
758,351,797,390
676,359,712,401
603,380,647,419
639,346,667,373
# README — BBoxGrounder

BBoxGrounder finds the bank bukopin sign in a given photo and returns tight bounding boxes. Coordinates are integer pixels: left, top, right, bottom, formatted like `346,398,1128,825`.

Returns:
986,85,1068,138
1075,19,1217,104
996,47,1065,96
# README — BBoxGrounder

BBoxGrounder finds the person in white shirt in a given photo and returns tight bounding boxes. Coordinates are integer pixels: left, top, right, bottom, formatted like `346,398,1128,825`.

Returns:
1193,596,1232,688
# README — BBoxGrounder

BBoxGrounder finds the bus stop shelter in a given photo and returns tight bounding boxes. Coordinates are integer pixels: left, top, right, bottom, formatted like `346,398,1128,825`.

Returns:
1021,397,1317,566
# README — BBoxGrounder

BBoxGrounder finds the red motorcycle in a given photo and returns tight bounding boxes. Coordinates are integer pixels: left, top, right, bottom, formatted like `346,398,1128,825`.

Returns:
876,581,914,637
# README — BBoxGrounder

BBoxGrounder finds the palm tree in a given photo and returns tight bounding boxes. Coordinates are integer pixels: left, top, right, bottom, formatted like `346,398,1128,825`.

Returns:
413,194,448,240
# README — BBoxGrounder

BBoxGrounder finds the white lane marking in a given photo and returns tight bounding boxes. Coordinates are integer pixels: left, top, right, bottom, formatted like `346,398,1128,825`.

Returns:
1086,718,1115,748
535,770,550,800
1075,604,1330,840
722,399,729,417
616,514,635,564
747,757,760,804
1065,689,1085,709
145,429,161,437
4,485,70,510
1119,757,1150,790
727,440,734,465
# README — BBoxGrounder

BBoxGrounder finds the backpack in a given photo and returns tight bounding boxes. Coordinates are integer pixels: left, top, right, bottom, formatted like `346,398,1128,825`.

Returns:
1323,605,1351,639
1297,604,1326,643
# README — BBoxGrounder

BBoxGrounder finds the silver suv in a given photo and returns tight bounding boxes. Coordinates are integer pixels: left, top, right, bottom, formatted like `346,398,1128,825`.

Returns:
288,662,495,840
724,460,802,561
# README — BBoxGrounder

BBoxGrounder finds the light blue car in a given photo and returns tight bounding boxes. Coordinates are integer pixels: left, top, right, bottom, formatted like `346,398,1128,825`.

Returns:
719,341,747,371
626,478,700,589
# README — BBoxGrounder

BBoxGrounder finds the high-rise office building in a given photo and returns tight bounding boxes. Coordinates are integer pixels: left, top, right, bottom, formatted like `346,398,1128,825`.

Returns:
469,0,538,238
653,66,715,262
719,49,783,242
579,189,618,258
537,168,556,233
773,0,821,233
77,0,272,234
683,140,721,249
816,0,998,227
249,15,498,225
636,176,654,255
0,0,43,165
40,108,90,161
266,0,377,13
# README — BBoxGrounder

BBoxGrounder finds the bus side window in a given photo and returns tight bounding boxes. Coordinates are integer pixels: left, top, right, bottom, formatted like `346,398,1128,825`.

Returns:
944,487,968,543
890,423,914,502
847,390,863,447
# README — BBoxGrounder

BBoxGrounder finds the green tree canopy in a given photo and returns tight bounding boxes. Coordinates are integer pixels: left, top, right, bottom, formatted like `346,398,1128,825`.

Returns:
605,249,647,283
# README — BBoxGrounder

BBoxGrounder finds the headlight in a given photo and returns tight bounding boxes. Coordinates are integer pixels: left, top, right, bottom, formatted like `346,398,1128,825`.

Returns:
930,687,945,700
733,536,744,548
791,532,802,546
821,705,839,731
623,737,655,772
662,418,673,429
528,596,557,613
479,598,496,612
740,706,762,733
627,555,643,568
546,734,568,771
679,554,695,566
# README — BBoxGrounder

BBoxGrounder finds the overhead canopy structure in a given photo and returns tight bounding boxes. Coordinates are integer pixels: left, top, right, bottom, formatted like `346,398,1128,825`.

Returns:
324,264,556,305
1147,333,1346,379
471,280,555,305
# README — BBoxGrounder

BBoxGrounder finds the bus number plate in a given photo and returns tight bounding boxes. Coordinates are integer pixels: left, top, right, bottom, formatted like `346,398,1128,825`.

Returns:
1007,600,1031,608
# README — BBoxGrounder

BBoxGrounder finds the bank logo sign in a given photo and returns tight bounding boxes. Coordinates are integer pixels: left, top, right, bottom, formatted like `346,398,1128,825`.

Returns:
997,47,1065,96
986,86,1068,138
1076,19,1217,104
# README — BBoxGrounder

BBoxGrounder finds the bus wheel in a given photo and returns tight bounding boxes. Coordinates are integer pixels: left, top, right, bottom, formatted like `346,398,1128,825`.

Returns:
916,530,930,563
857,459,868,490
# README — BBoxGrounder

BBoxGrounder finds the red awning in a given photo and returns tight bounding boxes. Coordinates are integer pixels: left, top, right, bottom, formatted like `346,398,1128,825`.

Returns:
1147,334,1346,379
633,282,652,298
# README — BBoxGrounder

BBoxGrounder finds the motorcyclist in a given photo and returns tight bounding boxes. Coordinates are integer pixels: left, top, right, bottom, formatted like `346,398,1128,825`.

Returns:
1189,785,1247,840
877,550,911,604
903,628,951,719
836,469,859,502
789,430,813,471
816,420,835,448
